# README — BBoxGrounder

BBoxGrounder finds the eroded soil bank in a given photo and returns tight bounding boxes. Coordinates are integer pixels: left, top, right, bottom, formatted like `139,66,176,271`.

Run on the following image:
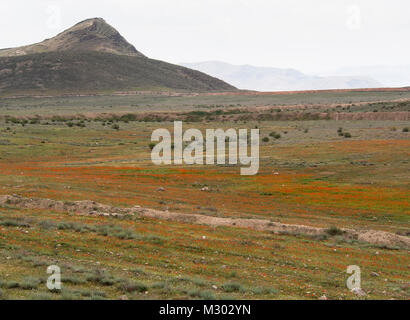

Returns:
1,194,409,249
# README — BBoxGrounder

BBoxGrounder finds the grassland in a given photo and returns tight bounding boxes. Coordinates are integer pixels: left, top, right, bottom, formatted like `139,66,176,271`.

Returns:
0,90,409,300
1,89,409,115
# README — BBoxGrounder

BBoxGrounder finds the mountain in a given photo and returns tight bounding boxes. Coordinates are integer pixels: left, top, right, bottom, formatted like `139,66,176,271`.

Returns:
332,65,410,88
180,61,382,91
0,18,145,58
0,18,235,95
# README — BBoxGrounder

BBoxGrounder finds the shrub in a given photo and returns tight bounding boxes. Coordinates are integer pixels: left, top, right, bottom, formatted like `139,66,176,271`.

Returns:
149,142,156,150
198,290,216,300
0,219,31,228
269,131,281,139
343,132,352,138
61,275,86,285
403,127,409,132
4,281,19,289
60,290,81,300
187,289,216,299
251,287,277,295
86,270,121,286
38,220,57,230
325,226,345,236
262,137,269,142
30,292,53,300
112,124,120,130
150,282,166,289
121,281,148,293
20,277,41,290
57,222,90,233
222,282,243,292
191,277,209,287
96,224,137,239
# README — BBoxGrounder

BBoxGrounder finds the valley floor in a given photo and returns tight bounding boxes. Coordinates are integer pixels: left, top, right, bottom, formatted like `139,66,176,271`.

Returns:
0,91,409,299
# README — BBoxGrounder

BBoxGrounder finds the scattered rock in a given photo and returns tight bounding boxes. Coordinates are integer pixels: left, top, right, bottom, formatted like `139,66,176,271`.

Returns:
120,295,128,300
371,272,380,277
351,288,366,297
319,295,328,300
157,187,165,192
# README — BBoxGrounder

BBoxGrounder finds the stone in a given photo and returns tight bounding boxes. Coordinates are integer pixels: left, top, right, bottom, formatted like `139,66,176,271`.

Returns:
351,288,366,297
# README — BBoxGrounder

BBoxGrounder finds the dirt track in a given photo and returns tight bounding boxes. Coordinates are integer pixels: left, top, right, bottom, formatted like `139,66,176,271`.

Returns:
1,194,409,249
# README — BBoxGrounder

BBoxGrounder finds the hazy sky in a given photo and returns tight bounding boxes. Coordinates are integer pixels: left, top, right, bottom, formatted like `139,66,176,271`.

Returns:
1,0,409,73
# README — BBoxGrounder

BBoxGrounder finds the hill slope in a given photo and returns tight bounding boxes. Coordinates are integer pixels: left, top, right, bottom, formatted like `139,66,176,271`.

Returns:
0,18,235,95
0,18,144,58
180,61,381,91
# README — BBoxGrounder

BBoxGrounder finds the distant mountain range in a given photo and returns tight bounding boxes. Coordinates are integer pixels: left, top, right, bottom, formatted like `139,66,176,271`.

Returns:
331,65,410,88
180,61,383,91
0,18,235,95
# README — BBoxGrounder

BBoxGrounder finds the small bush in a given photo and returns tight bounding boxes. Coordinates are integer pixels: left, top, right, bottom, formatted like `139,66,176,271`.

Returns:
222,282,243,292
121,281,148,293
343,132,352,138
199,290,216,300
149,142,156,150
112,124,120,130
96,224,137,239
38,220,57,230
325,226,345,236
60,290,81,300
20,277,41,290
150,282,166,289
269,131,281,139
61,275,86,285
262,137,269,142
4,281,19,289
0,219,31,228
251,287,277,295
191,277,209,287
403,127,409,132
30,292,53,300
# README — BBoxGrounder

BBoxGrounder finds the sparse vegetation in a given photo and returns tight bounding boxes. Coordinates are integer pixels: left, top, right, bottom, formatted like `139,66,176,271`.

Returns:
0,89,409,300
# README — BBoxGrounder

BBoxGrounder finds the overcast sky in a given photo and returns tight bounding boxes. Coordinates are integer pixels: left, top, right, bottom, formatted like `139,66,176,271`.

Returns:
1,0,409,73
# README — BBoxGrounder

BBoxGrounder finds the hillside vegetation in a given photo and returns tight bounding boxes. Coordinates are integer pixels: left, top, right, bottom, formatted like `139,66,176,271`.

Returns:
0,51,235,94
0,18,236,95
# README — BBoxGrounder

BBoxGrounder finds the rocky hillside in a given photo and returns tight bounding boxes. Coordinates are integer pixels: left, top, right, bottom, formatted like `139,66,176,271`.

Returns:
0,18,236,95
